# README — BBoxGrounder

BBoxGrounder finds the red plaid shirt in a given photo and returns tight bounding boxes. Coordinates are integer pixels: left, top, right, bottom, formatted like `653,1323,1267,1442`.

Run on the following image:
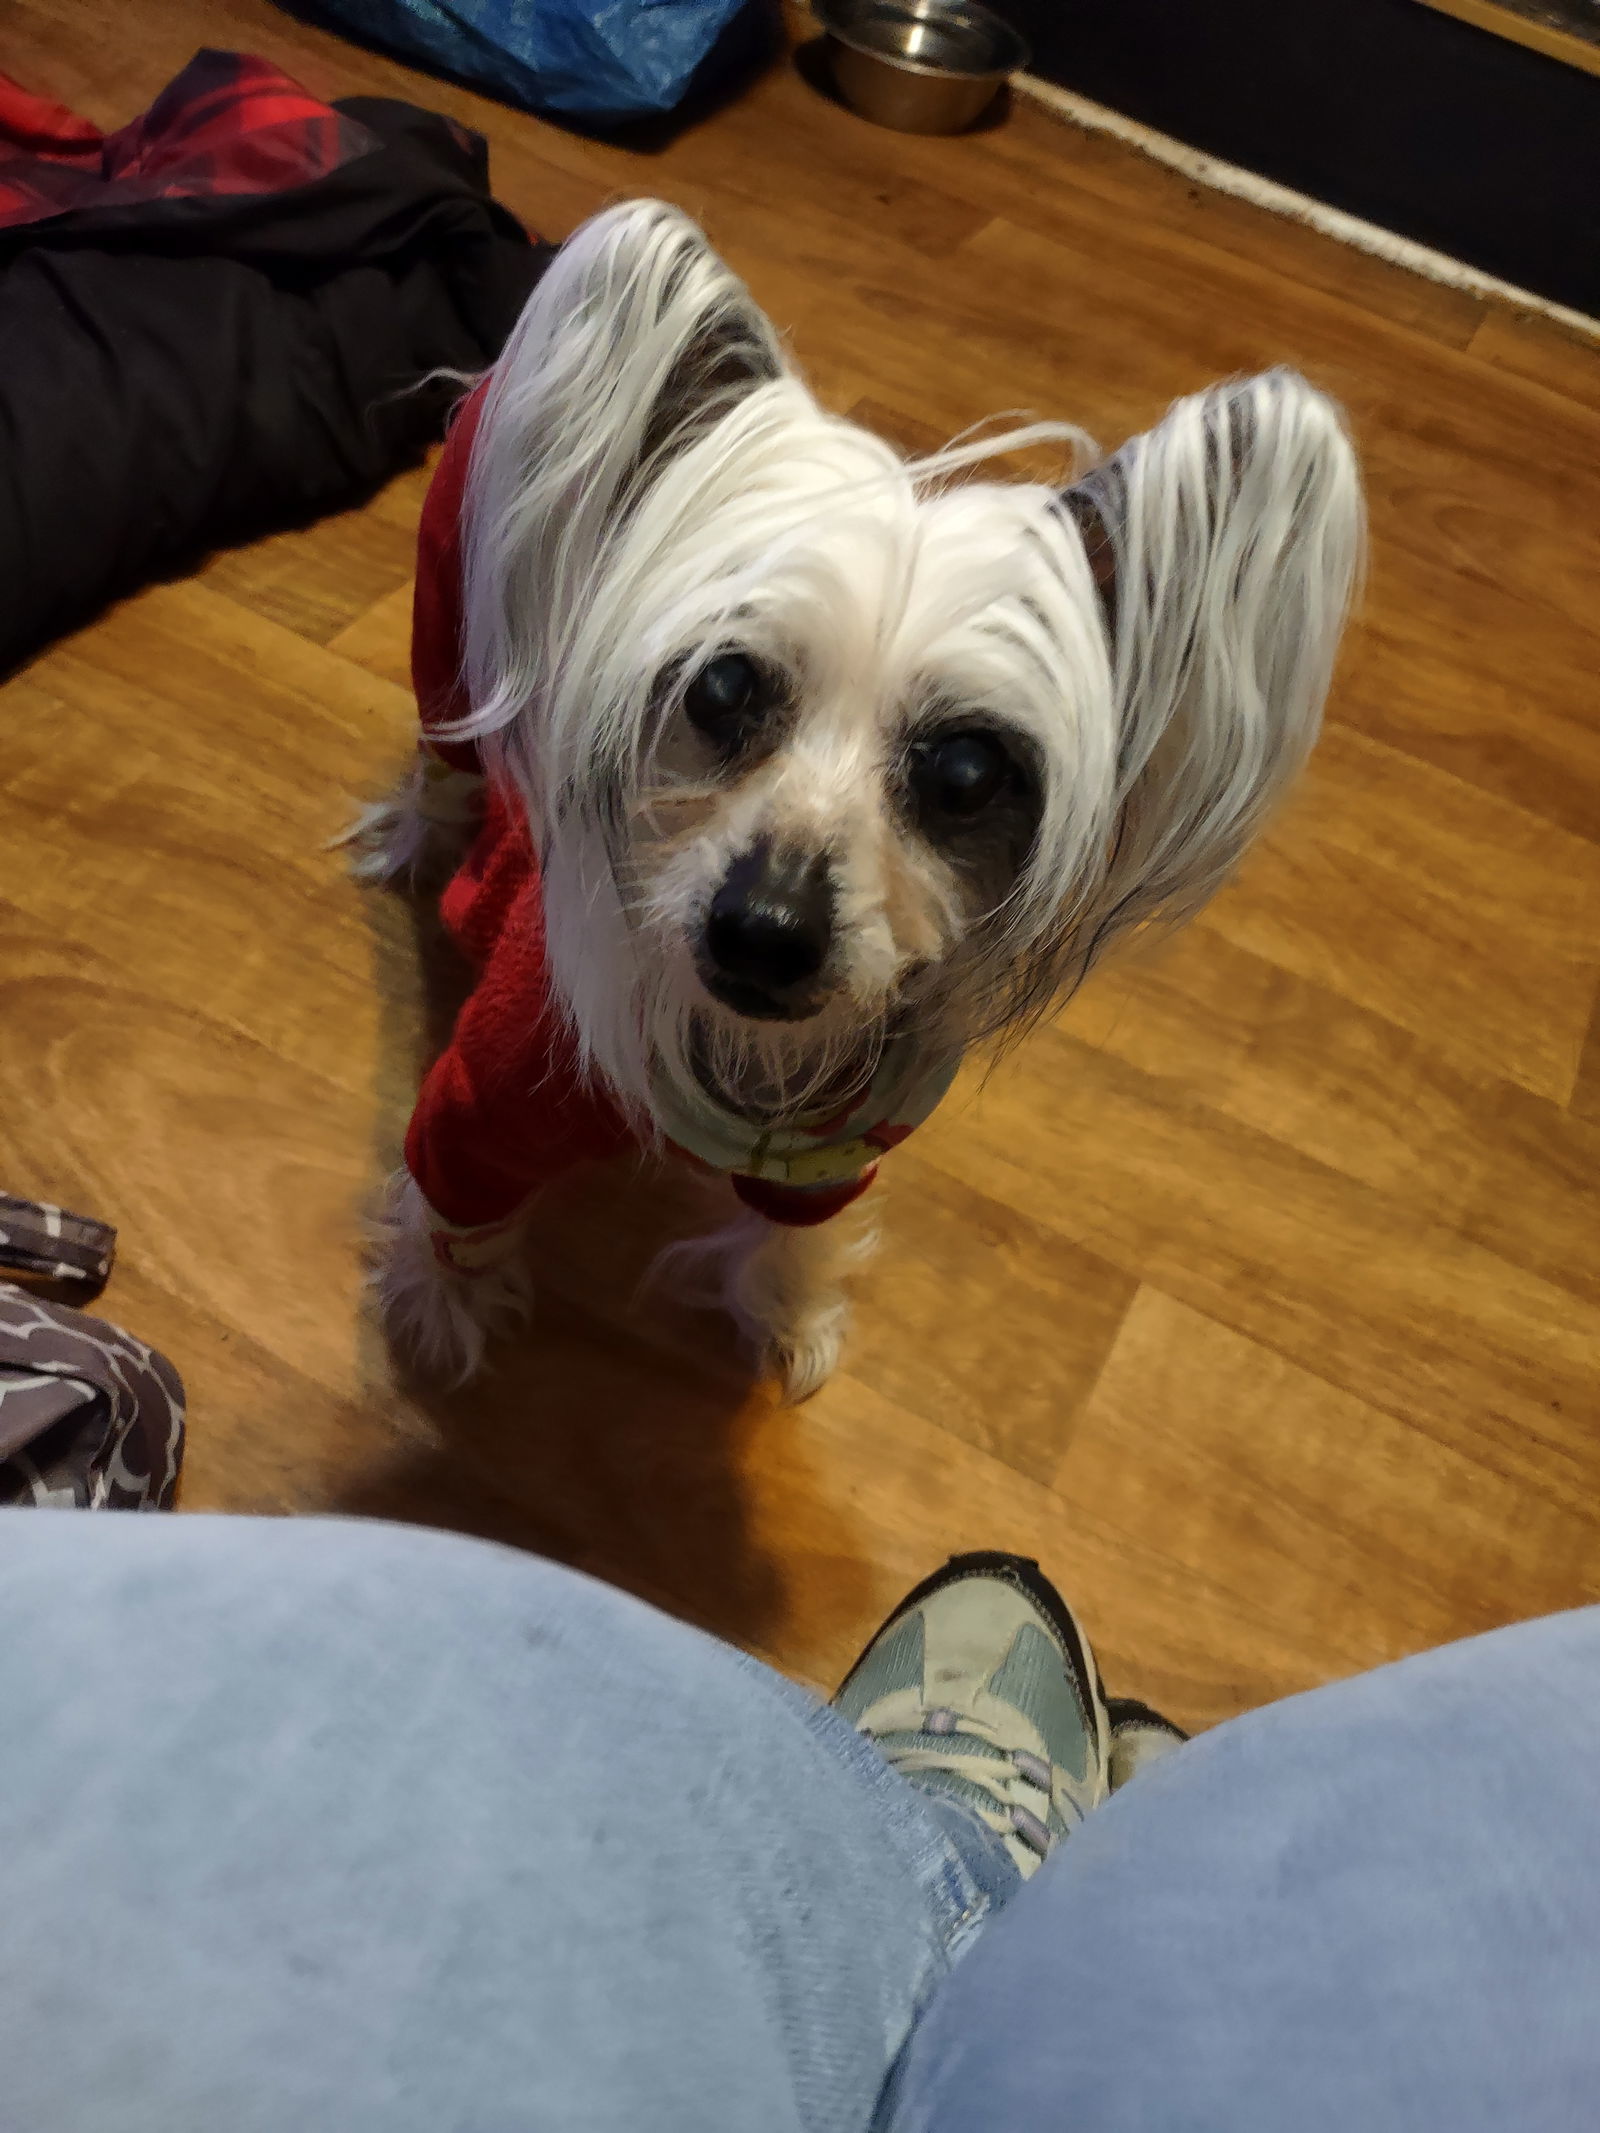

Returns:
0,49,371,231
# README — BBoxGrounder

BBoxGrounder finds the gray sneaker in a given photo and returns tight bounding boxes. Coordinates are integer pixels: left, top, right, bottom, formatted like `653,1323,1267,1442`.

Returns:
1106,1695,1189,1790
833,1552,1111,1878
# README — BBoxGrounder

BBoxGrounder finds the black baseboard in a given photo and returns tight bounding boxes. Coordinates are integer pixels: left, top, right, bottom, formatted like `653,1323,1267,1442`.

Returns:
998,0,1600,317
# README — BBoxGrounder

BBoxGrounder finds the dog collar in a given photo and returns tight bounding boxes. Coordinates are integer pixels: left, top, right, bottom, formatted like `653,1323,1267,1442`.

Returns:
650,1038,960,1188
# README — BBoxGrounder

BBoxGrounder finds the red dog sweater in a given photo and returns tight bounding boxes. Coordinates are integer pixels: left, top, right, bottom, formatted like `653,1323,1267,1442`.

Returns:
401,388,957,1266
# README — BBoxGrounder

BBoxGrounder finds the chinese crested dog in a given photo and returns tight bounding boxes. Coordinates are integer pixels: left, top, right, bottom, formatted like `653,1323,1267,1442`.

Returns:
356,199,1362,1397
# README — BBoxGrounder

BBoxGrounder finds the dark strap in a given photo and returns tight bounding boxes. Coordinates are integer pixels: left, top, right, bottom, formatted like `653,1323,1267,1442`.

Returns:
0,1191,116,1291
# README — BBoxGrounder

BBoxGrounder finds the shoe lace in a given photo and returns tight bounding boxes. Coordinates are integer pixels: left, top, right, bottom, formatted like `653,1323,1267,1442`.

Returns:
875,1708,1053,1810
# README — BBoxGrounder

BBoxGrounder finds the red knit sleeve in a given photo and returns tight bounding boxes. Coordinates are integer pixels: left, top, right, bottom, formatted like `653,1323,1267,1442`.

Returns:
403,871,635,1233
412,382,490,775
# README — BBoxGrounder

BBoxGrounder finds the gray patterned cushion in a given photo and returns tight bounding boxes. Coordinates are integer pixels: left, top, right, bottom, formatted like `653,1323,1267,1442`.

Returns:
0,1195,184,1509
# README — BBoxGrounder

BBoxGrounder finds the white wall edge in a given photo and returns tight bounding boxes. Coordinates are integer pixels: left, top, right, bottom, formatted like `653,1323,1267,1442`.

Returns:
1014,71,1600,344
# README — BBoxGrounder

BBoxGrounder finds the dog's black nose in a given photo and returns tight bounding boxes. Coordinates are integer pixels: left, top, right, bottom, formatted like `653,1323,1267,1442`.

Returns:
704,842,832,1009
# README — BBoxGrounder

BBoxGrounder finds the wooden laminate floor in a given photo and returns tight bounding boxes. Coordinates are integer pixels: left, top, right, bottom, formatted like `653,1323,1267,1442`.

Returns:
4,0,1599,1728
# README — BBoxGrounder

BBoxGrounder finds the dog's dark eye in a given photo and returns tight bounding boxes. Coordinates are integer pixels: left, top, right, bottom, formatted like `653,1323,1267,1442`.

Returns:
908,732,1013,822
685,652,768,751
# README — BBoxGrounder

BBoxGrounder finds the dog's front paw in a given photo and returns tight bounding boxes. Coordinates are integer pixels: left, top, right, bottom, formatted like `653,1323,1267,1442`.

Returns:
660,1203,874,1402
765,1297,848,1404
371,1173,531,1385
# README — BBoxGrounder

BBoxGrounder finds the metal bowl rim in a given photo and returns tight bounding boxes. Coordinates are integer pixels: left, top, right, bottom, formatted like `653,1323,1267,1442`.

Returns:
813,0,1031,81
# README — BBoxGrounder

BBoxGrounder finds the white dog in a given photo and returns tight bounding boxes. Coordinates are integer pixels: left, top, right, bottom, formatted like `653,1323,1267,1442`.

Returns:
355,199,1362,1396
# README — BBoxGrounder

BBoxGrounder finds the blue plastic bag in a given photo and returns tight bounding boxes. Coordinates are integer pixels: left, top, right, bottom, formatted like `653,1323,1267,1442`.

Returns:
297,0,772,123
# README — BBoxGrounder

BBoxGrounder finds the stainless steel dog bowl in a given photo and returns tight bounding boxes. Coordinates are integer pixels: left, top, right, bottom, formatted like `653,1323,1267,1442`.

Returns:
813,0,1029,134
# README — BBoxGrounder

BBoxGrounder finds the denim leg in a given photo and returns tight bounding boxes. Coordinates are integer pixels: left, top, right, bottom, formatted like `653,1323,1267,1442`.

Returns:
0,1512,1016,2133
742,1656,1023,1953
890,1606,1600,2133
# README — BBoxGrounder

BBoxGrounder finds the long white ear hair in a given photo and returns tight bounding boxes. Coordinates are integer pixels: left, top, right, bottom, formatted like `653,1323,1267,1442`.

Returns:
445,200,792,1117
1063,369,1363,978
454,199,784,780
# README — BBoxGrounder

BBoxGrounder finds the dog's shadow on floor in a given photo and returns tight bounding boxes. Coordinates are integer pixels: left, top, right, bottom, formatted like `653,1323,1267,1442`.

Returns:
340,870,857,1662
